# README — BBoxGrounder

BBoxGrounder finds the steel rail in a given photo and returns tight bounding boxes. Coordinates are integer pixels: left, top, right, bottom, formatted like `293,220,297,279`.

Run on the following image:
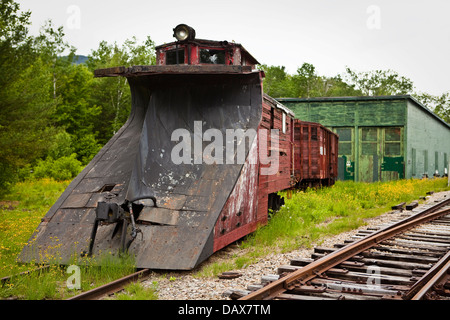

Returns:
407,251,450,300
67,268,151,300
241,200,450,300
0,265,50,286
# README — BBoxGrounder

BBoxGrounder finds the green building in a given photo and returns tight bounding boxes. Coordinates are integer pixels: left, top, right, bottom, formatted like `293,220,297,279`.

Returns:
277,95,450,183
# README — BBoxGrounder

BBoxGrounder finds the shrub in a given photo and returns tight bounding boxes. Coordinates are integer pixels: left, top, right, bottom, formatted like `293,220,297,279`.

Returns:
32,154,83,181
47,130,75,160
73,133,101,164
0,162,16,196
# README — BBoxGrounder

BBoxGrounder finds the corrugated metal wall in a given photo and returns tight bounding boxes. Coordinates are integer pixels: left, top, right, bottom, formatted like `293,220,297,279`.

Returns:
406,100,450,178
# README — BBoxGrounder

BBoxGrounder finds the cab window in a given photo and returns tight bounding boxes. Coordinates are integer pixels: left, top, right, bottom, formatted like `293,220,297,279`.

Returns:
166,49,185,65
199,49,225,64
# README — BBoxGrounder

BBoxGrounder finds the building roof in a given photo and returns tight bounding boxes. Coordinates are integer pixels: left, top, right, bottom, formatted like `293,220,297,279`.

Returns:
276,95,450,129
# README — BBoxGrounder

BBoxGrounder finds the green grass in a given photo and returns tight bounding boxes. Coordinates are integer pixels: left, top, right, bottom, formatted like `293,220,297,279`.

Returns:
0,178,140,300
109,281,159,300
0,178,71,278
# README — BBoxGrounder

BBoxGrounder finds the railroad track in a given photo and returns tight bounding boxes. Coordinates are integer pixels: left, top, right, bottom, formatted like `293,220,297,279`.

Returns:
67,268,151,300
226,196,450,301
1,266,150,300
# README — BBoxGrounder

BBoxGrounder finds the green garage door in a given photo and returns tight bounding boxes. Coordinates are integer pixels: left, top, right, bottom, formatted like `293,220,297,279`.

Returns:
359,127,404,182
335,127,355,181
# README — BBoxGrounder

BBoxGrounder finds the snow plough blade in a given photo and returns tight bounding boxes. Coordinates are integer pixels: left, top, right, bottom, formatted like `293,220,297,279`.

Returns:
20,66,263,270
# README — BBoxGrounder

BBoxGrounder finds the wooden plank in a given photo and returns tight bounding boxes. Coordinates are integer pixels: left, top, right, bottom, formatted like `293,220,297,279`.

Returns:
94,65,253,77
93,66,127,77
406,201,419,210
137,207,179,226
325,268,415,285
392,202,406,210
276,293,335,300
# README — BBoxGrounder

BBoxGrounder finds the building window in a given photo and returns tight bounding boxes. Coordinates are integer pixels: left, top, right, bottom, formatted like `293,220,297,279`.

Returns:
384,127,401,156
385,127,401,141
335,127,353,156
445,153,448,170
361,127,378,155
361,127,377,141
435,151,439,172
282,112,286,134
337,128,352,141
362,143,377,155
424,150,428,175
385,143,400,155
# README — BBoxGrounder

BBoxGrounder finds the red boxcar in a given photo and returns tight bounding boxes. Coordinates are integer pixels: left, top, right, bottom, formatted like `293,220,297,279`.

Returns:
258,94,296,213
293,120,338,188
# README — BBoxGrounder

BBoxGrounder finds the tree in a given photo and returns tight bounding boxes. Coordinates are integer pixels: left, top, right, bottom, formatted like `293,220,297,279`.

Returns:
262,63,361,98
31,20,102,165
51,62,102,163
292,63,320,98
261,65,295,97
414,92,450,123
87,36,156,144
0,0,57,191
34,19,76,99
321,75,362,97
344,67,414,96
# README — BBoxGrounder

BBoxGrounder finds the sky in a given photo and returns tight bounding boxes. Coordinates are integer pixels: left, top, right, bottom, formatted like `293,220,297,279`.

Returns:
17,0,450,96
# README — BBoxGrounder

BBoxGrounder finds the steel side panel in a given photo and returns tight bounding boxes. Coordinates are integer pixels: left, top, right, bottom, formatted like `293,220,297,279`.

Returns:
213,136,260,252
